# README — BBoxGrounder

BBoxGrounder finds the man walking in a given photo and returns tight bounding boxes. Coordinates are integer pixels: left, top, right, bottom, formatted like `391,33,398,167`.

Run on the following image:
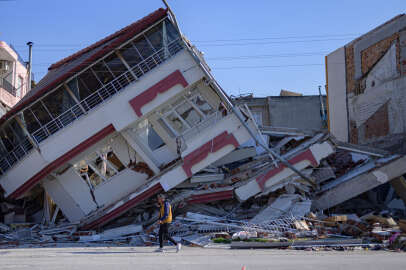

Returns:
157,194,181,252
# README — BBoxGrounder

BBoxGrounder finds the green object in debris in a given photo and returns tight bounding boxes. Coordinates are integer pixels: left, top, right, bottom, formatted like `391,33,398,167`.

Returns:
212,237,232,244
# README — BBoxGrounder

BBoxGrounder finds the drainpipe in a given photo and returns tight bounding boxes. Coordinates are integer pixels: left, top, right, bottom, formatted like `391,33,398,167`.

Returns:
26,41,33,92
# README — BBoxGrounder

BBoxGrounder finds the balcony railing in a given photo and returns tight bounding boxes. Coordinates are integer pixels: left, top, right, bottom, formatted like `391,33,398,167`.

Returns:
0,78,17,97
0,137,33,175
0,39,184,176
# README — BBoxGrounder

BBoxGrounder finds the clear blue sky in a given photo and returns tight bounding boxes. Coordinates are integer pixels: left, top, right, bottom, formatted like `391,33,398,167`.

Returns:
1,0,404,96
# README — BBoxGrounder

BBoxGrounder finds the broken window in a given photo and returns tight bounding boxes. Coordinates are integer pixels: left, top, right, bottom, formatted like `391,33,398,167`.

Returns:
175,101,202,126
119,43,143,68
165,112,189,134
146,24,164,51
158,88,215,137
42,86,77,126
189,94,215,116
66,69,102,103
0,127,16,152
136,119,166,151
30,102,53,126
22,109,41,135
73,144,125,189
104,54,128,78
165,18,180,43
0,118,31,159
134,36,155,60
92,61,115,85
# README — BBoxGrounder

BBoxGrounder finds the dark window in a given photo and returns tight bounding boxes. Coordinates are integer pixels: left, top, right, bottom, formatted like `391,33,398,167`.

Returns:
119,43,143,67
77,70,102,100
104,54,128,77
165,19,180,42
42,87,76,118
148,125,165,150
146,24,163,51
68,70,102,101
23,109,41,134
1,127,16,151
93,61,115,85
0,130,13,152
134,36,155,59
30,102,53,126
8,119,25,145
0,140,7,156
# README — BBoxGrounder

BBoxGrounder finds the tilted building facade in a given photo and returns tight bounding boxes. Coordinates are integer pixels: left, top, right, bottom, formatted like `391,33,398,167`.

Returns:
0,8,257,228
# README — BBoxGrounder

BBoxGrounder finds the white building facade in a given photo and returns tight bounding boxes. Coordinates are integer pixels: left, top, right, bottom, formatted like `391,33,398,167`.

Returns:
0,8,257,228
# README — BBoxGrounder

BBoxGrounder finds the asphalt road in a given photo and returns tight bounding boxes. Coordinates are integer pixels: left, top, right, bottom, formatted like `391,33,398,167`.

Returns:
0,245,405,270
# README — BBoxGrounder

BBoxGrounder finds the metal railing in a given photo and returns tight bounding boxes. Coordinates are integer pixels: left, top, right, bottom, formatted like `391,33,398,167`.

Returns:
0,78,17,97
31,104,85,143
0,137,33,175
0,39,184,176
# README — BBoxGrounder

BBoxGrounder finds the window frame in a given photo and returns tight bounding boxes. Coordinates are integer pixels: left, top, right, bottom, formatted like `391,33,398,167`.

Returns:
158,90,215,137
73,145,124,190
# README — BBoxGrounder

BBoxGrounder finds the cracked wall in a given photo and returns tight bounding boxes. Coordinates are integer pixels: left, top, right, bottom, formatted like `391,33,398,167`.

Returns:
328,14,406,149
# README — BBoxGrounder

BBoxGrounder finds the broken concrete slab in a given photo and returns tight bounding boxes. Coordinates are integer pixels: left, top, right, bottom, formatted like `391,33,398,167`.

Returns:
182,234,211,247
235,141,334,201
313,155,406,210
212,147,257,167
250,194,311,225
190,173,224,184
79,224,142,242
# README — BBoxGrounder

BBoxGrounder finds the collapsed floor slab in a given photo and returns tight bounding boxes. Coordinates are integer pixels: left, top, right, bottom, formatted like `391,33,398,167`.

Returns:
313,155,406,210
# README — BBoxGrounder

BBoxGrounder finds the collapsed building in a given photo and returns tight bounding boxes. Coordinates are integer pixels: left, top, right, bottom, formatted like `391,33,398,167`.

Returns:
0,8,258,228
1,6,406,250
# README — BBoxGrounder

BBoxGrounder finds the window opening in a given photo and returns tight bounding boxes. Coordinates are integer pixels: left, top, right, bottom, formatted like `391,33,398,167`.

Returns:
136,119,166,151
74,144,125,189
158,88,215,137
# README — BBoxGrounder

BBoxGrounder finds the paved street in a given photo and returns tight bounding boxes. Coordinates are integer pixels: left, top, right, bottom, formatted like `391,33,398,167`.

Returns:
0,246,404,270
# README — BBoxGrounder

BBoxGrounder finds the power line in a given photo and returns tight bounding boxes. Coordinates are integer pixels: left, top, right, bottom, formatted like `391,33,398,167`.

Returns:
30,51,331,66
192,34,359,43
194,38,353,47
11,34,358,48
212,63,324,70
31,63,330,75
205,52,329,61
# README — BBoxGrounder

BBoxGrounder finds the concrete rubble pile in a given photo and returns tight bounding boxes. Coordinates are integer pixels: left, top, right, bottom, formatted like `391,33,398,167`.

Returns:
2,127,406,251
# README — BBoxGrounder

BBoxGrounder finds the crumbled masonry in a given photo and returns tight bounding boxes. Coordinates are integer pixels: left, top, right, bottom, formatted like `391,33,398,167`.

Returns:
1,127,406,251
1,8,406,253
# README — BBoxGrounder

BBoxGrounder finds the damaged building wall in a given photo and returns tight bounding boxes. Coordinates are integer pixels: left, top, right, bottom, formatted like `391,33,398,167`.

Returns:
327,14,406,152
326,47,348,142
233,95,327,130
0,50,203,198
0,9,259,227
267,96,327,130
232,96,270,127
